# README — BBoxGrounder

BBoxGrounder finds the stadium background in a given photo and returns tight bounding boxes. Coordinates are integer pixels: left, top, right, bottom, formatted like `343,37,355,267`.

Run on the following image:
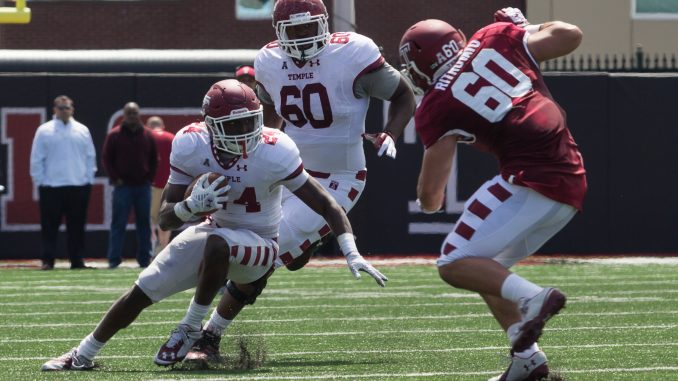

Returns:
1,0,678,259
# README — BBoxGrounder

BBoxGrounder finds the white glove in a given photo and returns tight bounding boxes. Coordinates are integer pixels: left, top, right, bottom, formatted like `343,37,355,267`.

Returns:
185,174,230,214
363,132,397,159
493,7,529,28
345,253,388,287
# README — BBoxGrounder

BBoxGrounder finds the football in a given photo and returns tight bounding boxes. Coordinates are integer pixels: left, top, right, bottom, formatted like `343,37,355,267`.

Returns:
184,172,229,216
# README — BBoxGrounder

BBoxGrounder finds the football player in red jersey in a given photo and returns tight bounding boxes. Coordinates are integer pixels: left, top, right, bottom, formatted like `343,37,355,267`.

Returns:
400,8,586,381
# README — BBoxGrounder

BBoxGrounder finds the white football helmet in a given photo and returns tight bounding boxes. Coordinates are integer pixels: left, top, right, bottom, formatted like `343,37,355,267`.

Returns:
273,0,330,60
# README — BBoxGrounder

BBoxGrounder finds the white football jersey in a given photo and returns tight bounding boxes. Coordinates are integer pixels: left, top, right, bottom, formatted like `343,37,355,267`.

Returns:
255,32,384,173
168,123,308,238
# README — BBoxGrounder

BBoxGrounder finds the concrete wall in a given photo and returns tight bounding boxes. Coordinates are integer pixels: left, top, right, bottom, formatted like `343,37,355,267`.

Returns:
528,0,678,57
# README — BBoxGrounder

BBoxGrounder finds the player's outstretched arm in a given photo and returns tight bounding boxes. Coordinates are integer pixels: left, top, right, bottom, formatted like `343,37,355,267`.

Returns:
494,7,582,63
527,21,583,62
292,177,388,287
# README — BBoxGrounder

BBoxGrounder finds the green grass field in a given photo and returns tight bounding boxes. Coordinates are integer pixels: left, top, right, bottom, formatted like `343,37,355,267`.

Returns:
1,259,677,381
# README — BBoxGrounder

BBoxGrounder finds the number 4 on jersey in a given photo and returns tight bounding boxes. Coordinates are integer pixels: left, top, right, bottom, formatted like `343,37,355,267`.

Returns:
233,187,261,213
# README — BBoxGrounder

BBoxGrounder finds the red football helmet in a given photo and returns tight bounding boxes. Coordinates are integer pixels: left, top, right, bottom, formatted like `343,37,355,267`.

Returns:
399,19,467,94
273,0,329,60
202,79,263,156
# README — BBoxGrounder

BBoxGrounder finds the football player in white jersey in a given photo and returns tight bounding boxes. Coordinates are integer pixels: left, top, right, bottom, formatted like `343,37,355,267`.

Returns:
41,79,386,371
181,0,416,367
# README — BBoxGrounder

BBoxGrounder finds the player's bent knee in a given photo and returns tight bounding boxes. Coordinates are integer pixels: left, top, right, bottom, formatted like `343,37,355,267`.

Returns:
438,262,463,288
226,268,273,305
203,235,229,265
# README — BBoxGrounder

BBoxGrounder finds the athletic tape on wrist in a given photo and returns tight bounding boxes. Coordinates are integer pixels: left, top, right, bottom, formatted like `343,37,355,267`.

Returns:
173,201,194,222
337,233,358,256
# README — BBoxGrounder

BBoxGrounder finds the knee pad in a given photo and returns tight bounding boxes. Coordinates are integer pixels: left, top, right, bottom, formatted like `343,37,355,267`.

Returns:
225,268,273,305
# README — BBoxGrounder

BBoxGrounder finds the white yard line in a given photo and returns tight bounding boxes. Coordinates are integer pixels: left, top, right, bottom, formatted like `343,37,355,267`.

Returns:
7,342,678,362
2,278,678,290
2,288,677,299
145,366,678,380
2,309,678,323
3,324,678,343
0,294,673,307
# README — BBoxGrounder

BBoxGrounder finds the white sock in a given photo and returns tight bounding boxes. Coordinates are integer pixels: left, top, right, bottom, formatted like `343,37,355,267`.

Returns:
76,333,105,360
179,298,210,330
500,273,543,304
204,309,233,336
515,343,540,357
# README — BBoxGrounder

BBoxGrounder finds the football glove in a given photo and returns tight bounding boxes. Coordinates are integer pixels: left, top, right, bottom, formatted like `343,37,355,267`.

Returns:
494,7,529,28
185,174,230,214
345,252,388,287
363,132,397,159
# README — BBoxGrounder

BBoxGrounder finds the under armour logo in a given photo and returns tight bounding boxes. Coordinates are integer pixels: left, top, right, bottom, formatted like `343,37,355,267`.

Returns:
161,352,176,360
523,359,537,371
203,159,210,167
309,59,320,67
236,164,248,171
329,180,338,190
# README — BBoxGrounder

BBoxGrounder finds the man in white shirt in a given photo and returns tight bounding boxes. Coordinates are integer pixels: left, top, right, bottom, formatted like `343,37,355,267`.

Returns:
30,95,97,270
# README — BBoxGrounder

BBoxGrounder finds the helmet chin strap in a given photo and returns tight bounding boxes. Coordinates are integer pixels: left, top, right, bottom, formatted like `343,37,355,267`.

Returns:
240,141,248,159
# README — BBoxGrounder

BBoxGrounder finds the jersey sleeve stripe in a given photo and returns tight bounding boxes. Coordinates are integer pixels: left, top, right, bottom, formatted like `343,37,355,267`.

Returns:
169,164,191,177
282,163,305,180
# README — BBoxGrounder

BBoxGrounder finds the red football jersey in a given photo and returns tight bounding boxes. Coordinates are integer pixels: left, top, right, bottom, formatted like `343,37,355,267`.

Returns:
416,22,587,210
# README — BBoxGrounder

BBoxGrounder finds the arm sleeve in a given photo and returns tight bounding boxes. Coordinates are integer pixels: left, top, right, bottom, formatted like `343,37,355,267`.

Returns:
353,61,402,100
280,165,309,192
29,127,45,186
268,133,309,192
85,127,97,184
167,129,197,185
256,84,275,105
101,131,118,182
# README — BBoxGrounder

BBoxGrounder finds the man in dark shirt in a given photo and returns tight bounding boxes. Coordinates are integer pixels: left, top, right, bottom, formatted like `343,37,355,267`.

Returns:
102,102,158,268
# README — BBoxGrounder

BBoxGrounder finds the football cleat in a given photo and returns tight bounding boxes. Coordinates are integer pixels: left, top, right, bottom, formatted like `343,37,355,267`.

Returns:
184,329,223,369
41,348,94,371
154,324,202,366
488,350,549,381
512,288,566,352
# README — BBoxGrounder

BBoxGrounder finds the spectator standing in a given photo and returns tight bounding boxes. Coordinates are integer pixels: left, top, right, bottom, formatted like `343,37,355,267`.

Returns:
148,116,175,255
30,95,96,270
235,65,256,90
102,102,157,268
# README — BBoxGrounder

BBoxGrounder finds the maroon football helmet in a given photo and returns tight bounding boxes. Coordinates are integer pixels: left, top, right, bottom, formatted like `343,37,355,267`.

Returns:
272,0,329,60
399,19,467,94
202,79,263,155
